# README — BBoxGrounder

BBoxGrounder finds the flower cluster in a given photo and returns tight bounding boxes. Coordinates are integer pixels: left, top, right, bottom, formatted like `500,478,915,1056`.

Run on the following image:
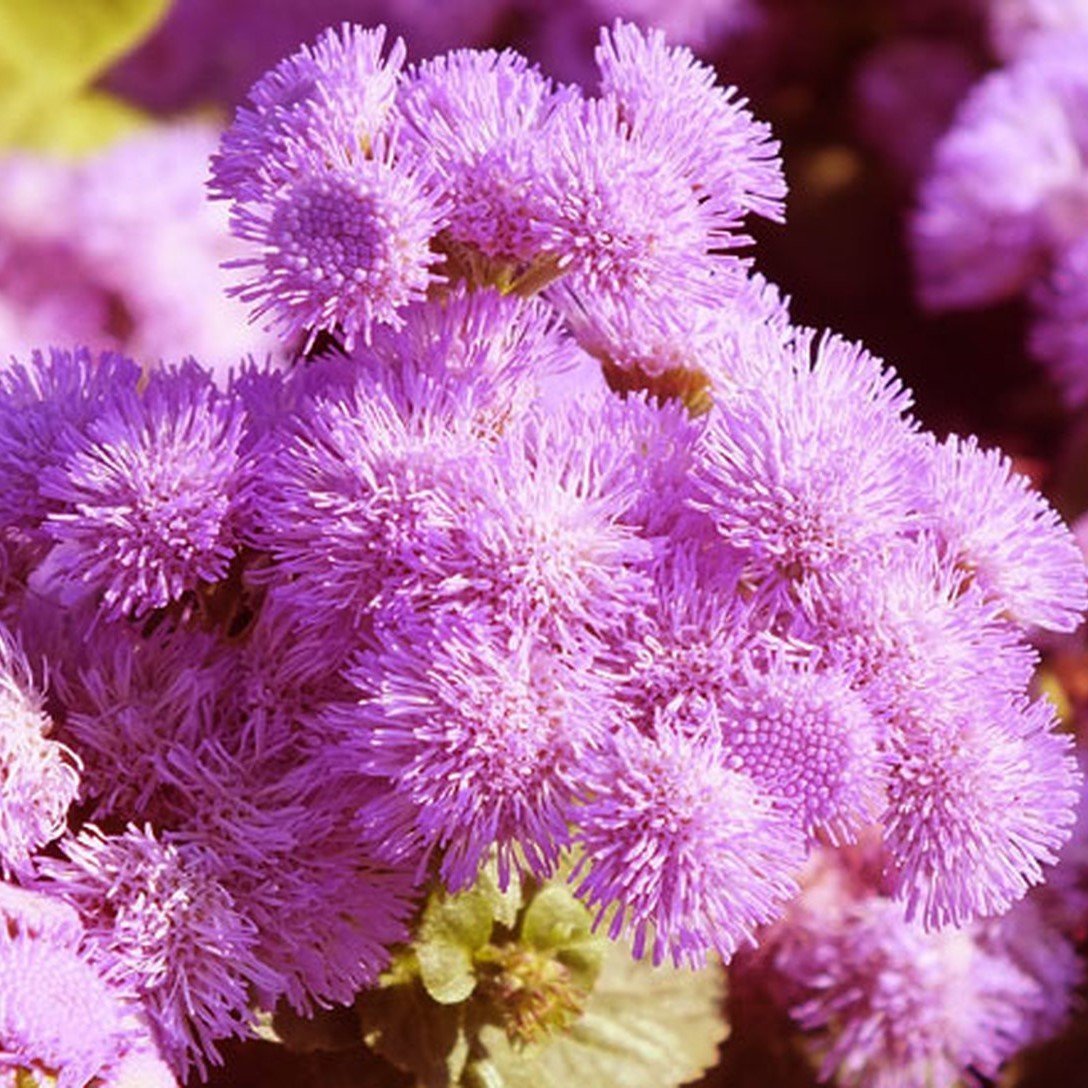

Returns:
0,17,1084,1087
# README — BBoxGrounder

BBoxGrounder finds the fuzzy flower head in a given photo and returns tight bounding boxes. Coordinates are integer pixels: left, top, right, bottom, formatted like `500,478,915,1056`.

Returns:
691,329,917,601
883,696,1080,929
0,631,79,875
913,45,1088,310
227,147,447,352
349,614,605,890
528,95,730,303
397,48,566,270
0,928,135,1088
40,362,246,620
209,23,408,203
595,20,785,228
37,826,275,1080
768,876,1064,1088
573,722,804,968
916,433,1088,632
721,656,886,846
0,348,141,538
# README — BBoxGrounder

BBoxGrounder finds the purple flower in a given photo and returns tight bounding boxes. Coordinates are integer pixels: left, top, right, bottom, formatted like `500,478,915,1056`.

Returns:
765,852,1075,1088
40,362,246,620
527,95,733,303
916,433,1088,632
0,348,141,539
226,146,447,352
35,826,276,1080
989,0,1088,60
572,721,804,967
0,629,79,875
244,371,484,623
913,44,1088,310
595,20,786,227
1031,232,1088,408
209,23,408,204
347,612,605,889
721,656,886,846
883,695,1080,929
691,330,918,601
0,927,137,1088
397,48,568,270
0,882,83,946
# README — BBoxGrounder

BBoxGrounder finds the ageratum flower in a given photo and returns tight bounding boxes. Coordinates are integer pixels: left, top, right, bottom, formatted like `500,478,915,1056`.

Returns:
528,95,732,303
0,348,140,538
884,695,1080,929
226,145,447,352
40,361,246,620
595,20,786,229
0,927,135,1088
691,329,918,602
36,826,277,1080
760,847,1079,1088
209,23,408,203
721,655,886,846
573,721,804,967
347,611,606,889
916,433,1088,632
398,47,569,268
913,39,1088,310
0,629,79,875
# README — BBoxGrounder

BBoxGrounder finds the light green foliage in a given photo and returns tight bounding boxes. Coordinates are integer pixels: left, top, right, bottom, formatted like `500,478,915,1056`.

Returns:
354,868,727,1088
0,0,167,153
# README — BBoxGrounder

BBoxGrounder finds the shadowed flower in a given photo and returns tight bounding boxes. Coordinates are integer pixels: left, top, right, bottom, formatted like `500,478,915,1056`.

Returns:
36,826,277,1080
0,629,79,875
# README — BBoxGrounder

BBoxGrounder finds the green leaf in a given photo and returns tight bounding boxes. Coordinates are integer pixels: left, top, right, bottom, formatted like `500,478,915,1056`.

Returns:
478,941,728,1088
0,0,169,91
415,882,498,1004
518,883,604,992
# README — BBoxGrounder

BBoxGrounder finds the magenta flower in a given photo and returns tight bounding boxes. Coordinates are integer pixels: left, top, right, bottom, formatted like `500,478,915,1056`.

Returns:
0,927,136,1088
347,612,605,889
595,20,786,228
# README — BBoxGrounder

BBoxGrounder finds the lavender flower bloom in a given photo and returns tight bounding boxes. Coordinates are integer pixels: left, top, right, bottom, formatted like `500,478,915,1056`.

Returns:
226,145,447,353
0,883,82,946
691,330,918,601
754,844,1080,1088
913,40,1088,310
0,348,141,539
0,630,79,875
573,721,804,968
884,695,1080,929
721,656,886,846
347,612,605,889
397,48,569,273
916,433,1088,632
0,927,136,1088
209,23,408,204
527,95,734,303
244,372,484,623
35,826,276,1080
40,362,246,620
595,20,786,228
989,0,1088,59
1031,232,1088,408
